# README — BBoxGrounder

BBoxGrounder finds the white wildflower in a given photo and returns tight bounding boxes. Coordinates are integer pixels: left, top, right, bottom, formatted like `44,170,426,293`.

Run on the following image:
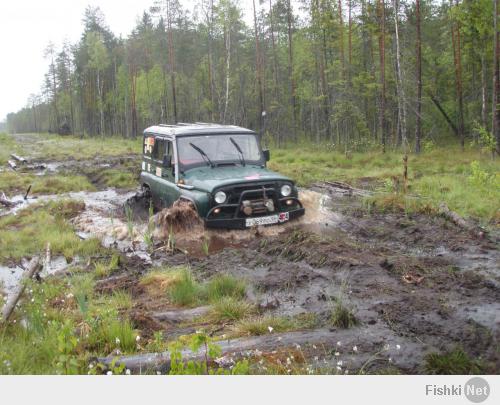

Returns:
312,345,317,349
337,360,343,366
106,371,112,375
268,326,274,333
295,344,301,349
136,335,141,342
115,337,121,345
337,341,341,347
336,366,342,371
335,352,340,357
314,356,319,361
388,357,393,363
286,357,292,365
156,371,161,375
88,364,94,369
396,344,401,350
353,346,358,352
277,336,282,341
125,369,131,375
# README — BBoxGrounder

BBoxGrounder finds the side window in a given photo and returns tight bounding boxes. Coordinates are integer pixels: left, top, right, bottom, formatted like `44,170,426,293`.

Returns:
144,135,154,156
153,139,166,161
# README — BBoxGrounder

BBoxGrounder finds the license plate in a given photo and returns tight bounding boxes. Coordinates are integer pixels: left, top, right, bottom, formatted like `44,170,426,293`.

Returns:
245,212,289,227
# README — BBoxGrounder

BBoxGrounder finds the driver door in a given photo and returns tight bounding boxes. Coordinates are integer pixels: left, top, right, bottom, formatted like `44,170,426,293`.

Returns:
151,138,180,208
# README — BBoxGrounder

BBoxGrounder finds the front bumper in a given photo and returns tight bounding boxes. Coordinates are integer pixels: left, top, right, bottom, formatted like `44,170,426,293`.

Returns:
205,206,305,229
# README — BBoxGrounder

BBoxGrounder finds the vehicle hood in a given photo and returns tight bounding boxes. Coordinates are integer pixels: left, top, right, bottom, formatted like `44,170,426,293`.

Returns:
182,165,291,193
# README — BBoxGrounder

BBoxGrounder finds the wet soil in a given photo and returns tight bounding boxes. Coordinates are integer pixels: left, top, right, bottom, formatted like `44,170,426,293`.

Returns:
1,147,499,374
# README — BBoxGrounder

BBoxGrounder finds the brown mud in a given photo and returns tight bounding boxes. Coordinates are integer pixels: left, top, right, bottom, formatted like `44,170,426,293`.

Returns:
88,184,499,374
1,148,499,374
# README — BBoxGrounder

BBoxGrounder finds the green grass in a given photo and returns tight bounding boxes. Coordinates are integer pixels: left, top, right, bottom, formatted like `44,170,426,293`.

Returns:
4,133,140,161
99,319,137,353
232,315,295,336
94,254,120,278
330,301,359,329
210,297,255,322
167,267,203,306
425,348,483,374
270,145,500,223
99,168,137,189
140,267,248,309
0,132,20,165
0,200,104,261
0,171,95,196
206,274,246,302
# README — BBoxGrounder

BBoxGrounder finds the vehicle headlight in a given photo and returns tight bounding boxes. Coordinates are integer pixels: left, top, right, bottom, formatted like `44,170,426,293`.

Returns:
214,191,227,204
281,184,292,197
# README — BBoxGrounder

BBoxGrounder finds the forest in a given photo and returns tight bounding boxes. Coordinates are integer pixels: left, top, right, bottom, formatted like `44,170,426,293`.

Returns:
5,0,500,155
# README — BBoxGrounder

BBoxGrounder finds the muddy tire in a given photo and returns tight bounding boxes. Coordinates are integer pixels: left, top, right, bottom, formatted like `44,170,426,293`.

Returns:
140,185,152,210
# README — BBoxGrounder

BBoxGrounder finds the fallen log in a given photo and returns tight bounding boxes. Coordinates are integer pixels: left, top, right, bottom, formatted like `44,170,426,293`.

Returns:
152,306,211,324
96,327,420,373
0,193,20,208
438,202,485,238
10,154,28,164
7,160,17,170
1,256,41,324
313,181,372,197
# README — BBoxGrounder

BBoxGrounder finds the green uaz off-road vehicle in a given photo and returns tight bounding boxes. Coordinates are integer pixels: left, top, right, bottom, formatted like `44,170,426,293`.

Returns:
140,123,305,229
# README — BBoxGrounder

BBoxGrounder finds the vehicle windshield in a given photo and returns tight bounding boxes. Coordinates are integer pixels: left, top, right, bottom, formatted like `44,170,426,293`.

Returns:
177,133,262,170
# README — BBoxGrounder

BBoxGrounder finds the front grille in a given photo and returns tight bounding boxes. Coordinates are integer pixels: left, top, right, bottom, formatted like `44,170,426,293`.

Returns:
223,182,277,204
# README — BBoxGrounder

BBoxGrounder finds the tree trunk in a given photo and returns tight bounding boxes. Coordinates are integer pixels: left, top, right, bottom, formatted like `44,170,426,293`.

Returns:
97,69,105,136
493,0,500,156
348,0,352,82
166,0,178,123
451,0,465,150
392,0,407,149
338,0,346,80
377,0,386,152
253,0,265,132
415,0,422,153
286,0,297,141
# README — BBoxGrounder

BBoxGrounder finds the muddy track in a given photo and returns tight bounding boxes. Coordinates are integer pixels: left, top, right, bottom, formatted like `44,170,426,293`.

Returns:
1,148,499,373
87,186,499,374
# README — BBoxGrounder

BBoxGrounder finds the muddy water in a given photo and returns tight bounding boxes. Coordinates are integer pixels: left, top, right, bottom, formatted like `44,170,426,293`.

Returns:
0,256,72,302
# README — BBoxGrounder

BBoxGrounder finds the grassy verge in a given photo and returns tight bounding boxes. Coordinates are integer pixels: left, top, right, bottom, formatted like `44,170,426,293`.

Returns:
0,273,138,374
0,199,103,262
0,171,95,196
6,133,141,161
270,145,499,223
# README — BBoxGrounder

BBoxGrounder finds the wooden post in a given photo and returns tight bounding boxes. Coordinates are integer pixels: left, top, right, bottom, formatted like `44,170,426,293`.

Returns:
403,154,408,193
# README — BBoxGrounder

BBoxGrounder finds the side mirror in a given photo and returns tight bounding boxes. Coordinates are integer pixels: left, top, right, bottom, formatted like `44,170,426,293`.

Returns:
162,154,172,168
262,149,270,162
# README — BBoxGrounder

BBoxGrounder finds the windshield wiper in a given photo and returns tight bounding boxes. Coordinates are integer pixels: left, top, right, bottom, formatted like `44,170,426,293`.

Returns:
229,137,246,166
189,142,214,168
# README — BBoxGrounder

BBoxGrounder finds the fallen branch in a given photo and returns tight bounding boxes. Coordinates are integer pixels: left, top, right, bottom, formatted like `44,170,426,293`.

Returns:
313,181,372,197
152,306,211,324
7,160,17,170
0,192,20,208
1,256,41,324
10,154,28,164
438,203,485,238
24,185,32,200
